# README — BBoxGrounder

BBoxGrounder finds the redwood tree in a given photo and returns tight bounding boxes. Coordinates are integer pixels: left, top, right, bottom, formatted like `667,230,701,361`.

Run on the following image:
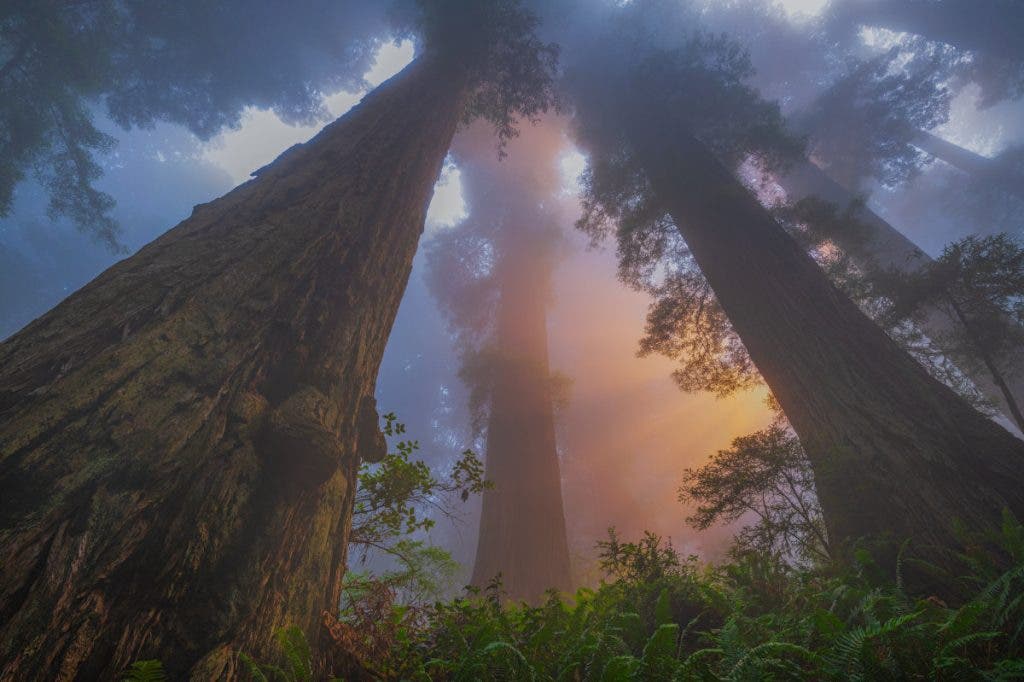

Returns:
469,228,573,601
568,18,1024,562
0,2,557,678
426,123,573,601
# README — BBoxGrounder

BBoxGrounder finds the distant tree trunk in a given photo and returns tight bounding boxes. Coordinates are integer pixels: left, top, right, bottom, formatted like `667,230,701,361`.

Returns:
777,158,1024,430
0,56,466,681
913,129,1024,203
841,0,1024,64
470,233,572,602
634,129,1024,559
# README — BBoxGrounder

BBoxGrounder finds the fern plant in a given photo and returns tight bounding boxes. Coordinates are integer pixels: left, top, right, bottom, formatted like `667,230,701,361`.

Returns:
122,660,167,682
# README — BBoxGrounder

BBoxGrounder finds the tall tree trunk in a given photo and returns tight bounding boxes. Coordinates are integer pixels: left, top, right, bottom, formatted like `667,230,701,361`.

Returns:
777,158,1024,429
913,129,1024,203
840,0,1024,64
470,234,572,602
0,56,466,681
635,129,1024,558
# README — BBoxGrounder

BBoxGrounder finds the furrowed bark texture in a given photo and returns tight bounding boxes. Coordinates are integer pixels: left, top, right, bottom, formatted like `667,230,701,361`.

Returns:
470,235,572,602
778,158,1024,428
636,130,1024,555
0,57,464,681
913,130,1024,203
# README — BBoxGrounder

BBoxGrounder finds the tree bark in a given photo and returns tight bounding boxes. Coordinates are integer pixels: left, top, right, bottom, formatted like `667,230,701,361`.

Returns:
0,56,466,681
635,129,1024,558
470,232,573,602
777,158,1024,429
913,129,1024,203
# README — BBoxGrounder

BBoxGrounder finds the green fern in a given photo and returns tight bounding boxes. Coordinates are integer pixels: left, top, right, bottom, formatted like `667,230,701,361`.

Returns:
276,625,314,682
122,660,167,682
238,626,314,682
600,654,640,681
825,611,923,680
467,640,537,680
726,641,816,680
640,623,681,678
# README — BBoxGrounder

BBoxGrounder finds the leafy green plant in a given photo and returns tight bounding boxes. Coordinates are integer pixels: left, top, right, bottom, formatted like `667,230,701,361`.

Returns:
241,415,1024,681
349,412,489,577
345,519,1024,681
239,626,317,682
121,660,166,682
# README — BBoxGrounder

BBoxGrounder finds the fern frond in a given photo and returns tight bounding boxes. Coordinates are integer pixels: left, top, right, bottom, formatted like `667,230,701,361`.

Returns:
122,660,167,682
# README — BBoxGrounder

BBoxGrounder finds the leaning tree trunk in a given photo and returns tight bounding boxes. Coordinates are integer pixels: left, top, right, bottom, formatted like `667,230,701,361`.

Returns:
840,0,1024,64
0,56,466,681
634,128,1024,559
470,234,573,602
913,129,1024,203
777,158,1024,430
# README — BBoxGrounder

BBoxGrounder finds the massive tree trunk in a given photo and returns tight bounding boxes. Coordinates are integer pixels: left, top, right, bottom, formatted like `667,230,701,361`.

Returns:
470,233,573,602
777,158,1024,430
634,129,1024,558
840,0,1024,64
913,129,1024,203
0,56,466,681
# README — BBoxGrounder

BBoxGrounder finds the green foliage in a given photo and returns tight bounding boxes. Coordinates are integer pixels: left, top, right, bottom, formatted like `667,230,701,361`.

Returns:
596,527,693,584
349,412,489,584
566,3,804,403
1,1,389,247
239,626,316,682
1,1,122,246
679,421,830,564
636,252,761,397
121,660,166,682
336,521,1024,681
402,0,559,151
798,48,951,188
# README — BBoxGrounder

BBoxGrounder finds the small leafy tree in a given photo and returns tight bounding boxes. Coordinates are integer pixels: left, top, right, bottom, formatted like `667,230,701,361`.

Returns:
596,527,691,584
679,415,830,564
348,412,490,595
876,234,1024,431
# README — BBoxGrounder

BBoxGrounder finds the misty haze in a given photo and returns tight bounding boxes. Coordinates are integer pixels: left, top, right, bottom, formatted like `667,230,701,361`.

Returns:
2,0,1024,679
